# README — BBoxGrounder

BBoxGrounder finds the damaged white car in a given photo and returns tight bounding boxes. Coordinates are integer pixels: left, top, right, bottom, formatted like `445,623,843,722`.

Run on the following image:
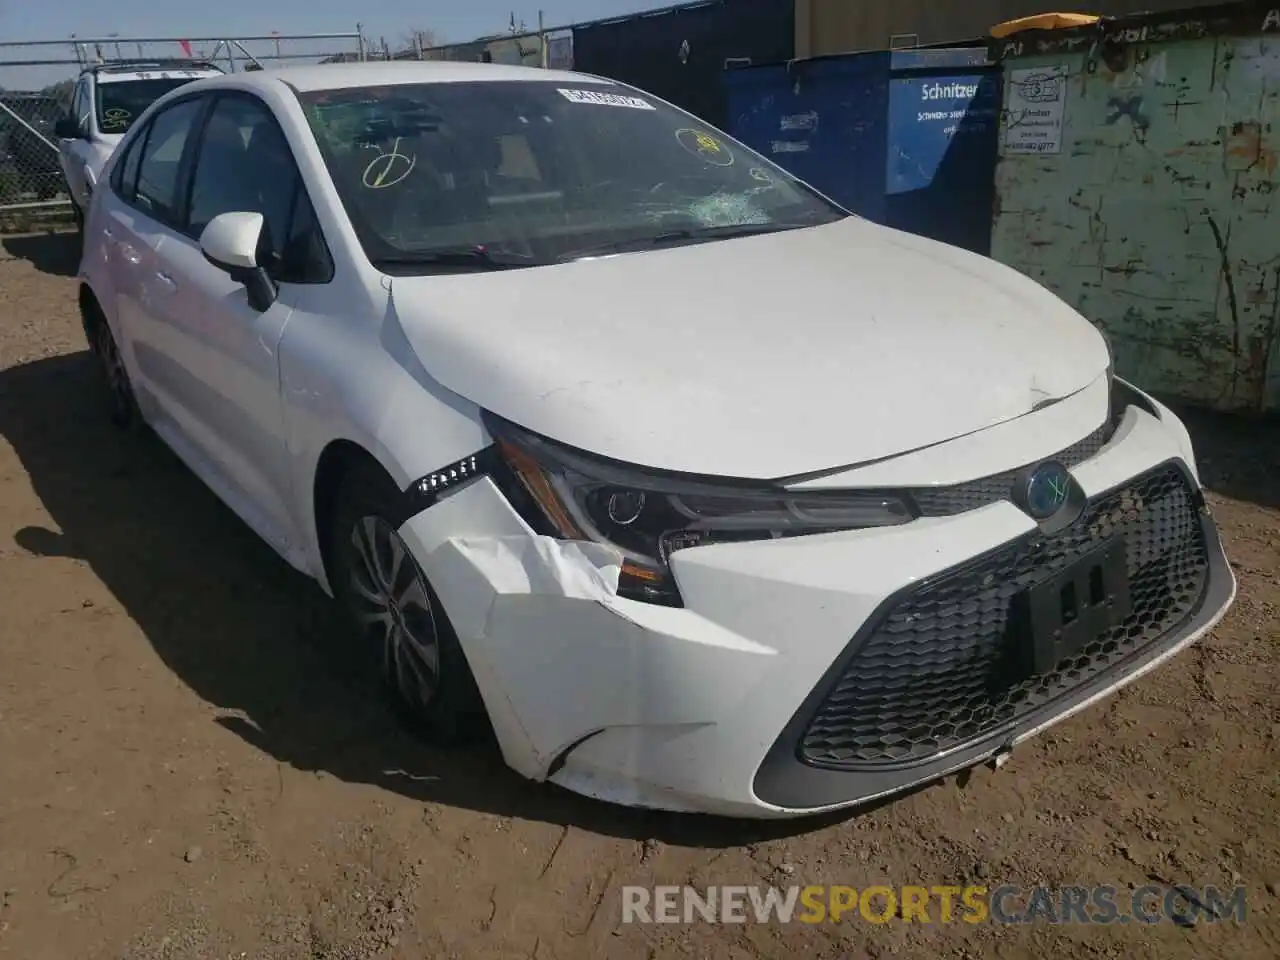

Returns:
77,61,1235,818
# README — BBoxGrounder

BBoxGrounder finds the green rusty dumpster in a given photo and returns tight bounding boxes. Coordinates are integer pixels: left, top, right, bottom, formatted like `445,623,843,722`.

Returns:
989,1,1280,413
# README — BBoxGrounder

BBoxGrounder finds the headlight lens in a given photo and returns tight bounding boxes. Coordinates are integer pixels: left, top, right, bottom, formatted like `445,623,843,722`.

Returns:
485,413,915,606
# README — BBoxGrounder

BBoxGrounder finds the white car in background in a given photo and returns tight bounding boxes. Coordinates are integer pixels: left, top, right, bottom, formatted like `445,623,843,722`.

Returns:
56,60,224,228
76,61,1235,819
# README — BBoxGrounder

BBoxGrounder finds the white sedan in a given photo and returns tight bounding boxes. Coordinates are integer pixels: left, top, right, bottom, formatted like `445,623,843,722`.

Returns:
77,60,1235,818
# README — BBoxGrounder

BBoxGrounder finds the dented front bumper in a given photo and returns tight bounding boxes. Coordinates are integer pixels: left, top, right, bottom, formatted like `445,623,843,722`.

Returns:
397,404,1235,818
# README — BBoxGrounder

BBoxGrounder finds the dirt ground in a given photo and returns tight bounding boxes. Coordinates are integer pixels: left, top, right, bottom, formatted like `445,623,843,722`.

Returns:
0,230,1277,960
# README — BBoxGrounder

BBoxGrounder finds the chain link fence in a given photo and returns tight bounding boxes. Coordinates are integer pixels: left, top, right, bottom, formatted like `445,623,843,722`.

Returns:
0,31,364,232
0,88,74,211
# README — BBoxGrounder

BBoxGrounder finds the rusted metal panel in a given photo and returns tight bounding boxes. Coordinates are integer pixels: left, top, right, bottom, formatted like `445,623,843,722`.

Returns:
990,7,1280,412
795,0,1202,59
989,0,1280,59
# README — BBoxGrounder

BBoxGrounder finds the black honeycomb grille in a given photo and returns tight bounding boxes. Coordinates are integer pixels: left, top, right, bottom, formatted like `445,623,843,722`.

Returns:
800,464,1209,769
911,421,1113,517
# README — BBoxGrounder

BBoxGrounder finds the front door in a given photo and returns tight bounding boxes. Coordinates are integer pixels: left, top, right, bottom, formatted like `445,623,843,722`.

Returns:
144,92,326,554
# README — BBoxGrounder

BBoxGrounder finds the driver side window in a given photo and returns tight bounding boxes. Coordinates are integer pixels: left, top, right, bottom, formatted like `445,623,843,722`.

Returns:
186,94,332,284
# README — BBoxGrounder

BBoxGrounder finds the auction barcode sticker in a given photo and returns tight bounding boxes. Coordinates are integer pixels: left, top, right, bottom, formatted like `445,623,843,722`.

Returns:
557,88,656,110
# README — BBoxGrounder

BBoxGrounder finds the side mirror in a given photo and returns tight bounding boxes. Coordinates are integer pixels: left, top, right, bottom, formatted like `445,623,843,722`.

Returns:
54,117,81,139
200,211,279,312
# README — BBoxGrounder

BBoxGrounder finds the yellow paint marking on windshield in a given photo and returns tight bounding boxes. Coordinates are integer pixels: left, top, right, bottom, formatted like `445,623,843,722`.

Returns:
362,137,417,189
675,127,734,167
101,108,132,131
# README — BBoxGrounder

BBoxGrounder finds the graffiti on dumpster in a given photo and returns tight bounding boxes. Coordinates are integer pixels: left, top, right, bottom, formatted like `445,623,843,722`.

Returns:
995,6,1280,61
779,111,819,132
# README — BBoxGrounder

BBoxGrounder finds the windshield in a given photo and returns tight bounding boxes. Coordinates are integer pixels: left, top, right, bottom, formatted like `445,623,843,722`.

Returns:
297,80,846,268
96,78,199,135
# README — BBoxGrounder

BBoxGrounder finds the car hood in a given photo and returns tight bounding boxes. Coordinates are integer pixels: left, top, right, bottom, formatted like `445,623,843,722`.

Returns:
390,217,1109,479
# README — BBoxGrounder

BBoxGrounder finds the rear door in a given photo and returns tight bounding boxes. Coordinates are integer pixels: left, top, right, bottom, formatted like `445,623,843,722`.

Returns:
101,93,210,424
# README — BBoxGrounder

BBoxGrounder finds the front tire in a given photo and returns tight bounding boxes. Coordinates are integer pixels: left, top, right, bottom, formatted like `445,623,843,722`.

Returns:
329,464,485,743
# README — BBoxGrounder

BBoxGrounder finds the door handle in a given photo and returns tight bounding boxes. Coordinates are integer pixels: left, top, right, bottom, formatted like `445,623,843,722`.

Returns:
103,226,114,240
155,271,177,291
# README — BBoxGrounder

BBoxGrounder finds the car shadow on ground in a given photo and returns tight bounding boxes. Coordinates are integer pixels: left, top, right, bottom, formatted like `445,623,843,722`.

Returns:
0,351,914,846
1171,404,1280,511
1,230,80,277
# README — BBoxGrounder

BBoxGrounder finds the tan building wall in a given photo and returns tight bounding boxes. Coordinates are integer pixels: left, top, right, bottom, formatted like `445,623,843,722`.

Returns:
795,0,1209,58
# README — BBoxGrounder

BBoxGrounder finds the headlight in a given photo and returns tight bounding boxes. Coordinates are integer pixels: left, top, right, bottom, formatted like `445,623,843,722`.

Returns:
484,413,915,606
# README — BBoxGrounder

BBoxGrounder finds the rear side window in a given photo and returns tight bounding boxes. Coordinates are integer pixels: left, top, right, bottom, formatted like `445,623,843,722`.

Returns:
132,97,205,225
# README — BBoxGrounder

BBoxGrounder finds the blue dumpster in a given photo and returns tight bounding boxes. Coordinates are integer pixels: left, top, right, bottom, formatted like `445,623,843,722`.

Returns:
723,48,1002,254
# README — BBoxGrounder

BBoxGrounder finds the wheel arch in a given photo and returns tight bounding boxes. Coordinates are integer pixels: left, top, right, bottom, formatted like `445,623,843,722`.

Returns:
311,438,400,593
281,324,490,596
78,282,104,350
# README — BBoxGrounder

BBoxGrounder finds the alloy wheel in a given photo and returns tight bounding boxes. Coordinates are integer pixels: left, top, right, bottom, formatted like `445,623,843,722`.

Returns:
345,515,441,714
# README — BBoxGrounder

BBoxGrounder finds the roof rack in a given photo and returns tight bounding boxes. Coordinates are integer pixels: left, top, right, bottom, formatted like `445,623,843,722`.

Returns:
84,58,226,75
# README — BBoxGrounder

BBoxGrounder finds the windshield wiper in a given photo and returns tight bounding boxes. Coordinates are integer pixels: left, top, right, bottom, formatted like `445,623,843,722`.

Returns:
371,245,543,272
564,222,803,260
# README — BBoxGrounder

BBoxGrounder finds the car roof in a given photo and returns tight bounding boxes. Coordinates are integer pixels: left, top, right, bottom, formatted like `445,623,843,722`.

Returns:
186,59,615,95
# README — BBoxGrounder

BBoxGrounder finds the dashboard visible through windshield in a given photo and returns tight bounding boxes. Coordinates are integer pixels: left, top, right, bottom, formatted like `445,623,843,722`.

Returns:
296,79,847,269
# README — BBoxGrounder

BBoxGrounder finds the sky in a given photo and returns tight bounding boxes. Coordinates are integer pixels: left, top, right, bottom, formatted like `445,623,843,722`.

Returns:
1,0,671,88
